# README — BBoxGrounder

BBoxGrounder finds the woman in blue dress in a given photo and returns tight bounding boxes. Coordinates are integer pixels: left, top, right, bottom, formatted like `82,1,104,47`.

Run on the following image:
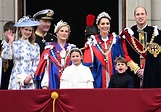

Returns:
1,16,41,90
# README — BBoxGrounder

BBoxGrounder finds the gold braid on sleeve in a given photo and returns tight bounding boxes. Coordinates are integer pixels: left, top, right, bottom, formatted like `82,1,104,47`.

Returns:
127,60,140,74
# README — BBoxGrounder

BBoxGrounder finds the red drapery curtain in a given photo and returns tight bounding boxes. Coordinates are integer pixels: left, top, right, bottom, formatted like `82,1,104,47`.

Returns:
0,89,161,112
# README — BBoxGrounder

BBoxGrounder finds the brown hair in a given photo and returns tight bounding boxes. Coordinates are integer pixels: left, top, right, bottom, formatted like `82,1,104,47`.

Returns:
70,48,83,56
114,57,127,65
134,6,147,16
97,17,111,26
3,21,16,33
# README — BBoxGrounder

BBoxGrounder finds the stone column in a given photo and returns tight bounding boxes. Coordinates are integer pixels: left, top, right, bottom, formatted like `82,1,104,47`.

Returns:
0,0,15,39
151,0,161,29
126,0,152,27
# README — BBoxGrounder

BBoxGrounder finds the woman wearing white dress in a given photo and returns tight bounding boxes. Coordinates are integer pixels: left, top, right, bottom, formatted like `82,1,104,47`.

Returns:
1,16,41,90
60,48,94,89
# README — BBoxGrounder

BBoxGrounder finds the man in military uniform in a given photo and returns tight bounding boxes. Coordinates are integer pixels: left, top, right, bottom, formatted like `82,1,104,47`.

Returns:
0,21,16,89
33,9,57,55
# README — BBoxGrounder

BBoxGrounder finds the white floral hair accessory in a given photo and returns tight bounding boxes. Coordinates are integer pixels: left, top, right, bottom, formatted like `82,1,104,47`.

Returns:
96,12,111,25
54,20,68,33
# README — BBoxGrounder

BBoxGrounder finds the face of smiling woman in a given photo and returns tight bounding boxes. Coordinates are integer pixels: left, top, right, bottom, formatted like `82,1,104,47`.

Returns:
56,26,70,42
21,26,33,40
97,17,110,38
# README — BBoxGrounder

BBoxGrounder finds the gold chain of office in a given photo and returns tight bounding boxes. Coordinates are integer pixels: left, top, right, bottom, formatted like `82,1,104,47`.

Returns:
131,34,155,54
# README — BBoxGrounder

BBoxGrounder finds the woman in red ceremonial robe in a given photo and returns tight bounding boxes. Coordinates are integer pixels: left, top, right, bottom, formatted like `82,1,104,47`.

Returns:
83,12,139,88
35,20,76,89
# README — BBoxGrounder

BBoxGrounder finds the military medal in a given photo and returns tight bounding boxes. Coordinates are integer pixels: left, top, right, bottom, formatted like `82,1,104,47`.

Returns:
42,39,46,43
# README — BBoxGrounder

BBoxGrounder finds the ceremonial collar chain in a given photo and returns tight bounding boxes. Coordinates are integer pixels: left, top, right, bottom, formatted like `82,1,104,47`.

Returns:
50,49,67,68
131,34,155,54
98,41,113,57
96,36,114,57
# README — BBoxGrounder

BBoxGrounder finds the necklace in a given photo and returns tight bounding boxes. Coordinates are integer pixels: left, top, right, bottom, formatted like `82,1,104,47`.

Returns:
95,37,114,63
99,41,112,56
50,49,63,67
50,48,68,68
98,35,114,56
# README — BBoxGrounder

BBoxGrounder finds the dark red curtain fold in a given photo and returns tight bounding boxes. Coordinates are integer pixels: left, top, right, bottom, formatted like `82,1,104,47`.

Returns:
0,89,161,112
